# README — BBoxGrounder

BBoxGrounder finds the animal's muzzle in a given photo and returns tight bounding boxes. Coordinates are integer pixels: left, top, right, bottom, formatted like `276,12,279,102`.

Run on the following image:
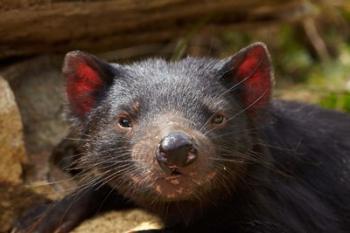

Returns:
156,131,198,174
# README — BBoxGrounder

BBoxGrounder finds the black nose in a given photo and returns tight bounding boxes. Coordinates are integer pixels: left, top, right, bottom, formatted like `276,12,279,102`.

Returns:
156,132,197,169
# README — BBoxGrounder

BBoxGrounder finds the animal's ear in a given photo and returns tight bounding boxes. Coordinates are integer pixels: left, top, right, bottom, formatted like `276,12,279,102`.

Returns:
221,42,274,115
63,51,115,119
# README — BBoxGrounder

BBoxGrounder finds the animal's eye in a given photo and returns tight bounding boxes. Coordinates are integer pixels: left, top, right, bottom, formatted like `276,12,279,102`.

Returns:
211,113,226,125
118,117,132,128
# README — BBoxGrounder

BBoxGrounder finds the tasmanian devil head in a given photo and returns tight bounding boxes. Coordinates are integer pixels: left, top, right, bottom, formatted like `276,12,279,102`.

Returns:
63,42,273,206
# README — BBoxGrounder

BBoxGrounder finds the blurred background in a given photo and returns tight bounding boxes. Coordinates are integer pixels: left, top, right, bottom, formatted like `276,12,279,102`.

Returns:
0,0,349,232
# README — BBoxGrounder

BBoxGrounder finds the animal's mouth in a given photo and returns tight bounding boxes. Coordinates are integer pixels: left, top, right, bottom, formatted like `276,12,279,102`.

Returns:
157,161,188,177
150,166,218,201
170,169,182,176
165,164,183,176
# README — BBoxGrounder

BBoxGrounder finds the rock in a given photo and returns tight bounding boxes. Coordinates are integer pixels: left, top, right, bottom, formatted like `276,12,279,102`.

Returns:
0,76,27,184
72,209,162,233
1,56,70,182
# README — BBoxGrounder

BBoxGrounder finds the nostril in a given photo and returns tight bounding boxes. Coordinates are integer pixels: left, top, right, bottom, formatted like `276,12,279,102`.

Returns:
186,147,197,165
156,150,168,163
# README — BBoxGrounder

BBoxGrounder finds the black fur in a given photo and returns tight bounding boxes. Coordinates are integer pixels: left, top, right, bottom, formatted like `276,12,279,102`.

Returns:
14,47,350,233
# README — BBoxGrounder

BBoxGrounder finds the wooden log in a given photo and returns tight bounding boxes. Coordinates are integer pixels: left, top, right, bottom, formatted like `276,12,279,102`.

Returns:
0,0,316,60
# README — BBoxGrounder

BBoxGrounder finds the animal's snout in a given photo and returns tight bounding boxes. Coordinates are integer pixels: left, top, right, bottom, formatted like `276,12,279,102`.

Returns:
156,131,197,173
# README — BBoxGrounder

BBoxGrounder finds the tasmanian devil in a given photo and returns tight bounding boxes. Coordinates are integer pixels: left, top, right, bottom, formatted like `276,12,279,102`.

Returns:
14,42,350,233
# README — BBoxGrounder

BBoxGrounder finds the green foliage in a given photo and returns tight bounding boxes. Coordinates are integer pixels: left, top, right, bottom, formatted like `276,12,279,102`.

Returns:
320,92,350,112
306,44,350,112
274,25,313,81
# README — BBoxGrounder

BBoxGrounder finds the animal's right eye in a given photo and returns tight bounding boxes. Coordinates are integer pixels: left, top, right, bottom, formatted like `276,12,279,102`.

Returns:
116,114,133,132
118,117,132,128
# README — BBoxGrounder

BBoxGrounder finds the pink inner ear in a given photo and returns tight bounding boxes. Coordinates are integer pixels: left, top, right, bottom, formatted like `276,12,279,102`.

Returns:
66,62,103,116
236,46,272,112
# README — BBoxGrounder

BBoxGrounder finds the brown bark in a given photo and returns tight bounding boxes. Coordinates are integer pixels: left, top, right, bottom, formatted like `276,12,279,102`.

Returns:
0,0,315,60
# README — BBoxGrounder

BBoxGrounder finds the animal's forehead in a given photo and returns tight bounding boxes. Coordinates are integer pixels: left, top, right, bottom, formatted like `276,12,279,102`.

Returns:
107,57,232,114
122,57,225,80
114,58,223,97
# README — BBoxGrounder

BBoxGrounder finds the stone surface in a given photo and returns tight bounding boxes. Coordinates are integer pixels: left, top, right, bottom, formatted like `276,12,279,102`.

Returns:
73,209,162,233
1,56,70,182
0,76,27,184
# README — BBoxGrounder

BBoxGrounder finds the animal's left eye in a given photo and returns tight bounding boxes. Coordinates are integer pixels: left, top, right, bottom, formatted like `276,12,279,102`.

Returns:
211,113,227,126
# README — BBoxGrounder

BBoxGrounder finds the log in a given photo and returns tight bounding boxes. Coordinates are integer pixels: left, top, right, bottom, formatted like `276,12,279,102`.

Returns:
0,0,316,60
